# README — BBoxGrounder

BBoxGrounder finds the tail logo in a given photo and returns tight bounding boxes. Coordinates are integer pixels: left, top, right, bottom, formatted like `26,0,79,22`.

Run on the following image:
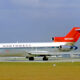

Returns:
64,38,74,40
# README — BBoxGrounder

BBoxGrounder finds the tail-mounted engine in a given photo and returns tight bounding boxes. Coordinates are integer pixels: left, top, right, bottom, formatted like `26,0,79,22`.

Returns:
59,45,78,51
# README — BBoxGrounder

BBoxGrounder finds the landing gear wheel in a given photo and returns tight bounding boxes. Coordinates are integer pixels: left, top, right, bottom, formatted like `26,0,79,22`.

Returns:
43,56,48,61
29,57,34,61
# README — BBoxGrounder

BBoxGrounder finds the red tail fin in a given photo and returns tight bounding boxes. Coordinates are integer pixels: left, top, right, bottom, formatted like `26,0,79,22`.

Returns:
53,27,80,42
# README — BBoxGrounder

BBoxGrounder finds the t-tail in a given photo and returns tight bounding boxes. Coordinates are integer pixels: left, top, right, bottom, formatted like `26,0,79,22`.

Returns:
52,27,80,46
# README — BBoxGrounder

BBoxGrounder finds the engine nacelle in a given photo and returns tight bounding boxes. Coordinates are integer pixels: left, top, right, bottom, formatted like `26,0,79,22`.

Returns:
59,45,78,51
72,46,78,50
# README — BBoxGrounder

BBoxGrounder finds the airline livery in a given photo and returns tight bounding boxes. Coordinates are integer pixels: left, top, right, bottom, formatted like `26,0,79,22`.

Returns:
0,27,80,61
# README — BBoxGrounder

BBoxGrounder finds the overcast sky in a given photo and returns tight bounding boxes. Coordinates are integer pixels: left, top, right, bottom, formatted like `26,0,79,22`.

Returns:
0,0,80,42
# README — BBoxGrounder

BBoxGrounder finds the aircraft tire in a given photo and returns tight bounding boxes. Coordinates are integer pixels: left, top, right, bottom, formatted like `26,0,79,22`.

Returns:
43,56,48,61
29,57,34,61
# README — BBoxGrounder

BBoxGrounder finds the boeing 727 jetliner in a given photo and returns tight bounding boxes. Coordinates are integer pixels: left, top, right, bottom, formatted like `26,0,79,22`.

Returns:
0,27,80,61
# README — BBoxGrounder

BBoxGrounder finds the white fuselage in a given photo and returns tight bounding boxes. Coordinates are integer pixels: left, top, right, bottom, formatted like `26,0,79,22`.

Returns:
0,42,72,57
0,42,67,48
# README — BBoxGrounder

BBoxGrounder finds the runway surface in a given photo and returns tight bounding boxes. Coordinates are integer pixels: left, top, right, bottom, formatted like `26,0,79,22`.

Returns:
0,57,80,62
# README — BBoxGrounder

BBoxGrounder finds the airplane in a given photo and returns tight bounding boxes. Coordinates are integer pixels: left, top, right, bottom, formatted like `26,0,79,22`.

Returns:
0,27,80,61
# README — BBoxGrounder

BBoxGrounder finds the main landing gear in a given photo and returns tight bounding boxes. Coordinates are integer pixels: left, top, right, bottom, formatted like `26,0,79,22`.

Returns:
29,57,34,61
43,56,48,61
28,56,48,61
